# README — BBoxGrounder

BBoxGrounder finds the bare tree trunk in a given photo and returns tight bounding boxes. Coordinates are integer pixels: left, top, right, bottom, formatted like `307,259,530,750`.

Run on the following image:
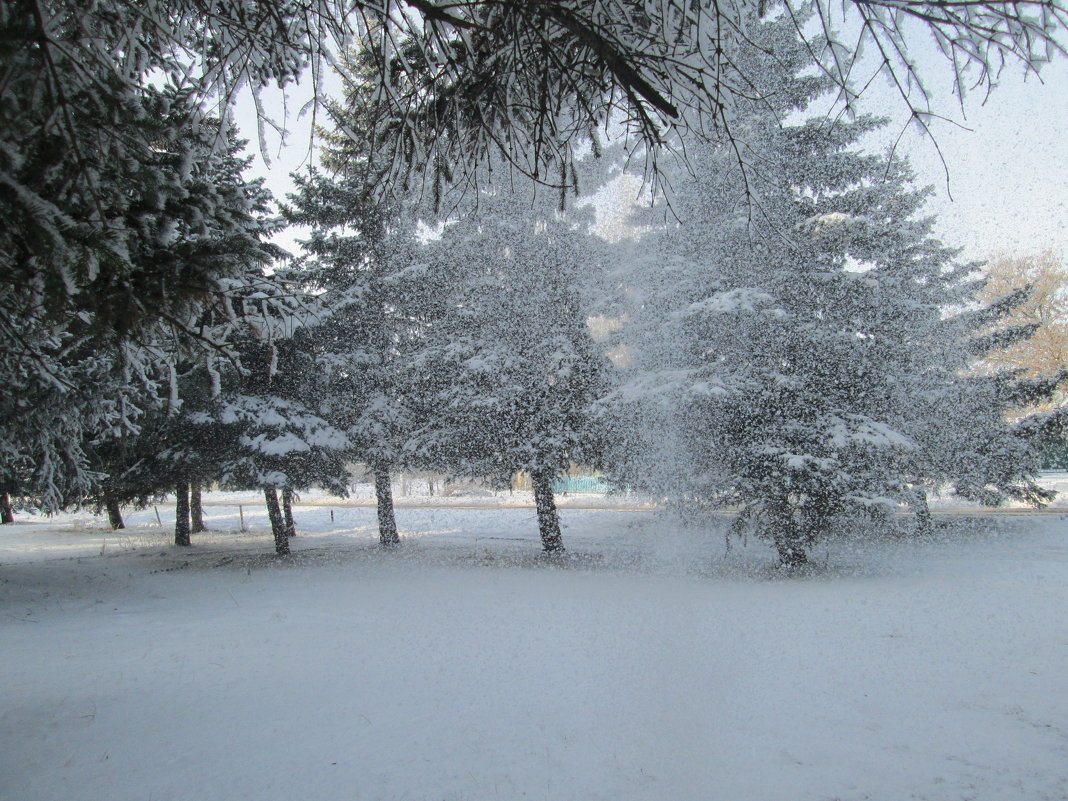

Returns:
0,492,13,524
373,466,400,546
532,469,564,553
174,482,191,547
190,480,206,533
775,538,808,567
774,522,809,565
264,487,290,555
104,494,124,530
913,488,932,536
770,499,807,567
281,487,296,539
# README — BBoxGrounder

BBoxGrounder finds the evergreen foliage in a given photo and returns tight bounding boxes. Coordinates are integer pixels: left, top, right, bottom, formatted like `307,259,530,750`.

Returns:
3,0,1065,557
2,93,287,510
411,177,610,551
282,170,423,479
603,18,1065,565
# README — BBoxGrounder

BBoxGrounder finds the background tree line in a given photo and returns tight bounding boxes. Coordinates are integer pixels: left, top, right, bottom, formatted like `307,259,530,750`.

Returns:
2,2,1068,565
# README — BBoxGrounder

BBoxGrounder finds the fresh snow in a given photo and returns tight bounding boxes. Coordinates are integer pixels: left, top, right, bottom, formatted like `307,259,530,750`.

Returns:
2,492,1066,801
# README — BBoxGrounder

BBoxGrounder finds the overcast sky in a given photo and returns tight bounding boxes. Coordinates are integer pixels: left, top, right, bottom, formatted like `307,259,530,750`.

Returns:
861,55,1068,264
236,38,1068,266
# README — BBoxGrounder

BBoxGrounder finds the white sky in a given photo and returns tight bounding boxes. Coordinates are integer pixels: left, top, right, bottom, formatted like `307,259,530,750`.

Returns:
236,38,1068,266
854,54,1068,264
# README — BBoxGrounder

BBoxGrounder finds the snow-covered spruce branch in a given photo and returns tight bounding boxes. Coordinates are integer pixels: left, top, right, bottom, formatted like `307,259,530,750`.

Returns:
9,1,1067,204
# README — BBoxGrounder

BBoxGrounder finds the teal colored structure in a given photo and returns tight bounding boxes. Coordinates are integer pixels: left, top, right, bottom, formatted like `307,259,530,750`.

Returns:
551,475,613,494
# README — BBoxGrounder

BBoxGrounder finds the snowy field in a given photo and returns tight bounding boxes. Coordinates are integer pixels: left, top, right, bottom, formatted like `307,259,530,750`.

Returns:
2,498,1066,801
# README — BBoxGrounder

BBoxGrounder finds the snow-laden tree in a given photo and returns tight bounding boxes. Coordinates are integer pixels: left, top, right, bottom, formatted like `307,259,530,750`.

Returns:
603,17,1064,566
89,325,351,553
278,42,440,546
5,1,1065,508
6,0,1064,204
201,338,351,555
77,329,324,550
281,169,429,546
118,287,352,555
2,94,288,512
5,0,1066,516
410,179,610,552
92,360,225,543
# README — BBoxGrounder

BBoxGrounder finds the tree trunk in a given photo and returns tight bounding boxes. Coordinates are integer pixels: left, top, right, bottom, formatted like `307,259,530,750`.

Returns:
373,466,400,546
775,537,808,567
264,487,290,555
104,495,124,530
913,488,933,536
532,469,564,553
282,487,296,539
0,492,13,525
770,500,807,567
190,480,206,533
174,482,191,547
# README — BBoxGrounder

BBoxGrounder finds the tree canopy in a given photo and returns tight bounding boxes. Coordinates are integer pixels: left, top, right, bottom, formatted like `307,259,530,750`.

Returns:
5,0,1065,340
4,0,1067,517
600,16,1061,565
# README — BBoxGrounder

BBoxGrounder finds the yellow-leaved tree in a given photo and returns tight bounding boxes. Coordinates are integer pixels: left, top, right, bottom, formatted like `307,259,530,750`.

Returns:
978,251,1068,415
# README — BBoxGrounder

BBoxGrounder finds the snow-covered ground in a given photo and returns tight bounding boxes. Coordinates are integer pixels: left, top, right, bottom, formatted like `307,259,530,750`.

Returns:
1,498,1066,801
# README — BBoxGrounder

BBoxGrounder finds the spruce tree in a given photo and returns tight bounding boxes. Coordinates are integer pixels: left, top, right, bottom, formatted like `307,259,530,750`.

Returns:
280,169,428,547
72,114,302,550
606,18,1064,566
201,332,351,555
5,88,287,512
278,42,443,547
411,176,610,553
